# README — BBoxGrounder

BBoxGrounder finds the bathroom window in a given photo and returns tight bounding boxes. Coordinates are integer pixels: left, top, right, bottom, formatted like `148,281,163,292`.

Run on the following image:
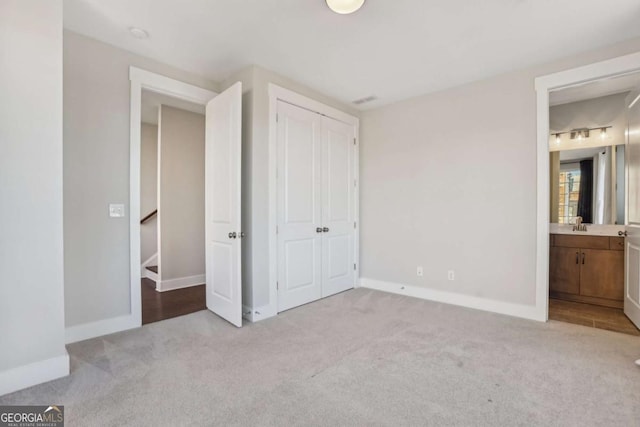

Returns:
558,164,581,224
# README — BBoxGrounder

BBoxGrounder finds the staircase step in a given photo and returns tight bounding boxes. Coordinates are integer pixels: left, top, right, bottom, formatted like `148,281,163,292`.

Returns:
146,265,158,274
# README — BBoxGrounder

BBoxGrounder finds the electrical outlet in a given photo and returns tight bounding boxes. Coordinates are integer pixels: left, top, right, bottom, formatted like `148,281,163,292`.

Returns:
447,270,455,281
417,266,424,277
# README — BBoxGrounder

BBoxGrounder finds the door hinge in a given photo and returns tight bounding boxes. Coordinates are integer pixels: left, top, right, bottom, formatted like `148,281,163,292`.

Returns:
276,226,279,234
353,138,356,145
354,179,357,187
277,281,279,290
276,113,279,123
354,221,356,229
354,263,357,271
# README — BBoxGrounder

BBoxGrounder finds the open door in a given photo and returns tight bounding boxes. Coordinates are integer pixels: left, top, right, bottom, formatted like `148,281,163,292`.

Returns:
205,82,242,327
624,89,640,329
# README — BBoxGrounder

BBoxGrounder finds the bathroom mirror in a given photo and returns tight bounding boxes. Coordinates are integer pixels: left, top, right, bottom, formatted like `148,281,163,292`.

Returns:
548,90,631,226
549,144,625,225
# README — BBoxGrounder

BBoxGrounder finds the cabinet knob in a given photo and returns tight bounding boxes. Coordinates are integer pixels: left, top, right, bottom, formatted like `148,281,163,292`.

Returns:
618,231,628,237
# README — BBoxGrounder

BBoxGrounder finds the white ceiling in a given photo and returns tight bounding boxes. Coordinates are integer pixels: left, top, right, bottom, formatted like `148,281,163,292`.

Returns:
64,0,640,110
141,90,204,125
550,72,640,106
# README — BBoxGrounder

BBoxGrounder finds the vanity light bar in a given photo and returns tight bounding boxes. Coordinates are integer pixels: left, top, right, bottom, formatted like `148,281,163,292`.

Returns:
551,126,612,143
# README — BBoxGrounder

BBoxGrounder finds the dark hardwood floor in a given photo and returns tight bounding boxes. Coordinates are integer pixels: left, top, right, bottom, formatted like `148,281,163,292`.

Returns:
549,298,640,336
141,278,206,325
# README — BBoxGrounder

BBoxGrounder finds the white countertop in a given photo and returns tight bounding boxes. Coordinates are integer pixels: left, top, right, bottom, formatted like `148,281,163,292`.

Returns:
549,223,624,237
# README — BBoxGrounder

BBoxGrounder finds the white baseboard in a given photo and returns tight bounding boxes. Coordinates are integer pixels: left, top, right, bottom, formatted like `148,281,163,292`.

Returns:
0,352,69,397
360,278,544,322
157,274,205,292
242,305,255,322
65,314,139,344
242,303,276,323
144,269,159,283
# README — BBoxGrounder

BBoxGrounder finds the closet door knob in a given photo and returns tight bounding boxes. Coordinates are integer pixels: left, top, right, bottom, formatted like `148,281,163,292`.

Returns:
619,231,628,237
322,227,329,233
316,227,323,233
228,232,237,239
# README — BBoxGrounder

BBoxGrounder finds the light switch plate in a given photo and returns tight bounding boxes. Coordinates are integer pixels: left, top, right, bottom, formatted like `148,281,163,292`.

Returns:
109,204,126,218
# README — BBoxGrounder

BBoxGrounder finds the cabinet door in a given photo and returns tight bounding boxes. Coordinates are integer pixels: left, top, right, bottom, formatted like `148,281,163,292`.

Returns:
549,246,580,295
580,249,624,301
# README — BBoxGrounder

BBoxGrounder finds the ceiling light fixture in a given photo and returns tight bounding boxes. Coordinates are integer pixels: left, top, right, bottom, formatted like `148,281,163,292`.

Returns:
129,27,149,39
326,0,366,14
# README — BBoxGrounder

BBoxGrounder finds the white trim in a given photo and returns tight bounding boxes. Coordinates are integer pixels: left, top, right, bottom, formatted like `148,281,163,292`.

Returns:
141,252,158,276
535,51,640,322
144,268,159,283
157,274,205,292
0,353,69,397
65,314,138,344
242,304,276,323
267,84,360,317
129,66,217,331
242,305,255,322
360,278,542,321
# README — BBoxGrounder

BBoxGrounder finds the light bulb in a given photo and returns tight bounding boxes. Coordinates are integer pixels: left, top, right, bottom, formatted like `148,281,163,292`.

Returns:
600,128,607,140
555,134,561,145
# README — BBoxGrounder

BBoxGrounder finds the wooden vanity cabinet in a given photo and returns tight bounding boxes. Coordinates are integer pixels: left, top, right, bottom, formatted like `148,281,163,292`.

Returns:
549,234,624,308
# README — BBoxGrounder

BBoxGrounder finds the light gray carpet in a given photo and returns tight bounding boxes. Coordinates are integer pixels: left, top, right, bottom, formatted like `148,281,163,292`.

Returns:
2,288,640,426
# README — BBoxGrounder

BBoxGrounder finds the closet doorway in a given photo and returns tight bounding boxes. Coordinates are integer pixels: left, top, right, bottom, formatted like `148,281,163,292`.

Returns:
271,87,359,312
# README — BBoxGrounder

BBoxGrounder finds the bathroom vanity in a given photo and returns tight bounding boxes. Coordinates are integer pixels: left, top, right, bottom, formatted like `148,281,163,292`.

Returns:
549,231,624,308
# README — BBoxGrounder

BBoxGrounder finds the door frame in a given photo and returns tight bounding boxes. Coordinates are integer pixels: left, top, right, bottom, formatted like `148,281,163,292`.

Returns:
267,84,360,317
129,67,217,327
534,52,640,322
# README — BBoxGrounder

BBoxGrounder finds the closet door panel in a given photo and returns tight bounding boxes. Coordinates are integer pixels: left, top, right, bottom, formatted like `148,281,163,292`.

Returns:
277,101,323,312
322,116,355,297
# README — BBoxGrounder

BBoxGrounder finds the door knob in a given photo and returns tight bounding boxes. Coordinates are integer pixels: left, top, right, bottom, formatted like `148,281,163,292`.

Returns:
619,230,628,237
322,227,329,233
228,232,237,239
316,227,323,233
239,232,245,238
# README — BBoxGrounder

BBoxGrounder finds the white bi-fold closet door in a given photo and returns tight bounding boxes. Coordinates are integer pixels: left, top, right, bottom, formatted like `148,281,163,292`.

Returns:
276,100,357,312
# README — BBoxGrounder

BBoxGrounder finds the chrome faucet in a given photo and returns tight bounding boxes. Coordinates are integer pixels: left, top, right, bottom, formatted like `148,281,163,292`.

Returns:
573,216,587,232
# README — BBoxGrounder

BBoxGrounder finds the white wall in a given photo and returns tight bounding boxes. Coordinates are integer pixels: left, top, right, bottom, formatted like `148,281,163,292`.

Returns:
0,0,68,395
140,123,158,263
222,66,359,315
360,37,640,308
64,31,218,328
158,105,205,282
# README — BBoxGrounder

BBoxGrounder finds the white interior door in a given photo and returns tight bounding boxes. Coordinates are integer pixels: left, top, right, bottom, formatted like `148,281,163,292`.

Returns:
205,82,242,327
624,90,640,328
277,100,323,312
321,116,356,297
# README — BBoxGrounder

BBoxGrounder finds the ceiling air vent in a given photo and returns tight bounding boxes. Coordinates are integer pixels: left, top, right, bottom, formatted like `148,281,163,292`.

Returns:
352,95,378,105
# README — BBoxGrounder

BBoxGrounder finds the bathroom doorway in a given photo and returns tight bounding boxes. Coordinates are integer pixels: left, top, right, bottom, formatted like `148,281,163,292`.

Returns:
546,72,640,336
